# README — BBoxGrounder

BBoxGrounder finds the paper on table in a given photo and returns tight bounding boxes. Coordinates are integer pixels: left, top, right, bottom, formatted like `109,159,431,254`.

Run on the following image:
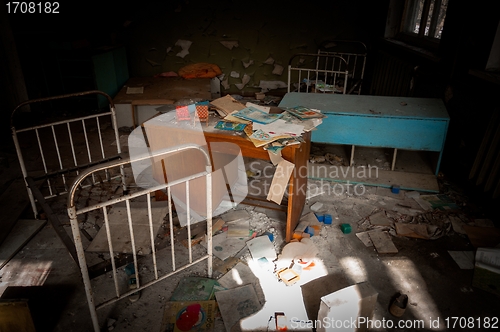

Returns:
224,111,251,124
284,106,326,120
268,149,283,166
232,106,283,124
210,95,246,116
243,123,291,148
246,102,270,113
301,118,323,132
253,119,304,137
267,159,295,204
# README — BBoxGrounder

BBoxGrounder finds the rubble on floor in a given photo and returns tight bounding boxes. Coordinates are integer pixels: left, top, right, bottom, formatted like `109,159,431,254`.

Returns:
155,173,499,331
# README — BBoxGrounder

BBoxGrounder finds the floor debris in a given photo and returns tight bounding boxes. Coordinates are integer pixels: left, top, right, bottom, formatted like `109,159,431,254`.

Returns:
246,235,276,261
369,210,393,226
215,284,261,332
395,222,430,239
169,277,221,302
202,232,247,261
368,231,398,254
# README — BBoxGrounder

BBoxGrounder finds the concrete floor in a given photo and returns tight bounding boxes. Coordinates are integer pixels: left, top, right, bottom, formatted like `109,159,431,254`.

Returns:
1,130,500,331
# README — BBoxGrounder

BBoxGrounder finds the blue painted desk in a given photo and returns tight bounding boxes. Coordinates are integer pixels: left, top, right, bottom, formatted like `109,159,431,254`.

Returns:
278,93,449,175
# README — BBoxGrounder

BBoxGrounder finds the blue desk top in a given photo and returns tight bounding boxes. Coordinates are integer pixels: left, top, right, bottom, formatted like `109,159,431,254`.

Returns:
279,93,449,120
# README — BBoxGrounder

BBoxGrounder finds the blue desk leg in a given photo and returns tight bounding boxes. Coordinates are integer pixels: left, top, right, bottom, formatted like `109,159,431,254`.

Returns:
391,149,397,171
435,151,443,176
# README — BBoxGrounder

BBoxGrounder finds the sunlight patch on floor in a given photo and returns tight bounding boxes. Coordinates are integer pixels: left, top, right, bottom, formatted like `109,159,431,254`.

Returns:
236,258,329,331
384,257,446,331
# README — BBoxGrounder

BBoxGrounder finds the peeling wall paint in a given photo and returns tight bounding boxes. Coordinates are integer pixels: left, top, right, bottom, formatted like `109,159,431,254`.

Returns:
122,1,387,94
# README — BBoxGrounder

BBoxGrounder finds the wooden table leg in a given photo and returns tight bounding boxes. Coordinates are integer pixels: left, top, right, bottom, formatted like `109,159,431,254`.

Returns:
285,132,311,242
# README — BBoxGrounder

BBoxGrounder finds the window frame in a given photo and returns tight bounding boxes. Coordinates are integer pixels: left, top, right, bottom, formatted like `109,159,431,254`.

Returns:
395,0,448,51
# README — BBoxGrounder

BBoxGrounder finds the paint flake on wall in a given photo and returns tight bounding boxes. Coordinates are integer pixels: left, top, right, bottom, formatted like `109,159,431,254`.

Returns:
272,64,284,75
175,39,192,58
264,57,275,65
220,40,239,50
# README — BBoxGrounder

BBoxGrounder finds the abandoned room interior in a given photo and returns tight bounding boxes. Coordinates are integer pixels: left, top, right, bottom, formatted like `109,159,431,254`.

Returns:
1,0,500,331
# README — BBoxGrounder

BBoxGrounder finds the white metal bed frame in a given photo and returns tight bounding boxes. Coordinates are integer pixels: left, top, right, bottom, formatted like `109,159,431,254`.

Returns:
67,144,213,332
11,91,214,331
287,52,349,94
317,40,368,95
287,40,367,95
11,90,126,266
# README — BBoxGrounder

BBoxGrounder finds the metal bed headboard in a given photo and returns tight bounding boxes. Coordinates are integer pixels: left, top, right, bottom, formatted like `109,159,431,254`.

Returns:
287,53,349,94
11,90,125,219
318,40,368,95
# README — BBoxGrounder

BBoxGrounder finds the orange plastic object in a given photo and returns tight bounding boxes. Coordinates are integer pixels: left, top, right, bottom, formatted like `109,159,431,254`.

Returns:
178,63,222,79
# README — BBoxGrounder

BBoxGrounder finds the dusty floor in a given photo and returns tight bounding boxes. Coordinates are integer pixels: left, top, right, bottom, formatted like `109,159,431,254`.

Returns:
1,118,500,331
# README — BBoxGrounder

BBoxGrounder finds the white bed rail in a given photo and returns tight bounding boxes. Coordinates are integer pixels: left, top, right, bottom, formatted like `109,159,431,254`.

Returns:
11,90,124,219
288,53,349,94
67,144,214,332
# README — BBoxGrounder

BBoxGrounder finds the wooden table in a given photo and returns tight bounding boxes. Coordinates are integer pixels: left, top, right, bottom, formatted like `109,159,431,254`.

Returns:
205,129,311,243
143,115,311,243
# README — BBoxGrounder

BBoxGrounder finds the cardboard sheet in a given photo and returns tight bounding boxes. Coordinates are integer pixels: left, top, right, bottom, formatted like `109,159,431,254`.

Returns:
201,232,247,261
215,284,261,332
266,159,295,205
395,223,429,239
210,95,246,116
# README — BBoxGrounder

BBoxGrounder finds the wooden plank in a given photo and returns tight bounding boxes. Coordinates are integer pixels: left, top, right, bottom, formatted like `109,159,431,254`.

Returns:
0,219,46,270
368,231,398,254
356,231,374,247
113,77,211,104
308,164,439,193
463,225,500,248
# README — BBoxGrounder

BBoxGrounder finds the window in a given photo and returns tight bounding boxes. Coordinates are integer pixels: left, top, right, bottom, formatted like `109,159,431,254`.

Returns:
402,0,449,41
